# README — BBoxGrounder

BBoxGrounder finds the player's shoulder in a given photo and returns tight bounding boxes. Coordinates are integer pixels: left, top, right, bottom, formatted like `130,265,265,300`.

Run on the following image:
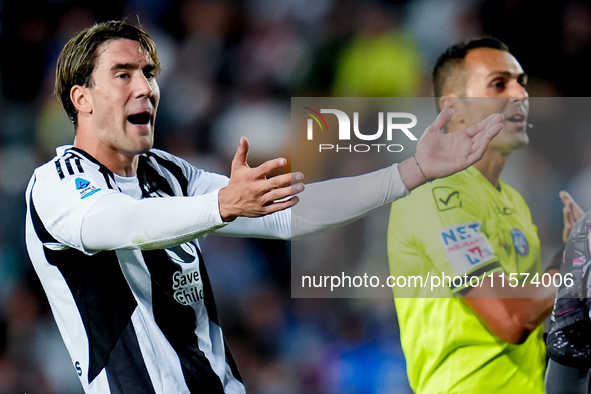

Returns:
571,210,591,238
145,148,182,163
31,146,105,188
144,148,202,177
28,146,117,207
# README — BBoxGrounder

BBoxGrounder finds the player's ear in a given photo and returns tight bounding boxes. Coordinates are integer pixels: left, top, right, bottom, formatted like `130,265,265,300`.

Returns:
71,85,93,115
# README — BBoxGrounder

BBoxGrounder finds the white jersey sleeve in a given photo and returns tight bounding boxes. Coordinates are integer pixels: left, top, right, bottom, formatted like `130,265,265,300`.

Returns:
80,192,226,251
33,148,410,252
29,149,228,255
28,152,121,253
147,151,410,240
215,163,409,240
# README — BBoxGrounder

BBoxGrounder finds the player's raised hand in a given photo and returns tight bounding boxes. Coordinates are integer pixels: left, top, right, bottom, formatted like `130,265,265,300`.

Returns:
399,109,504,190
560,190,585,242
218,137,304,222
416,109,504,178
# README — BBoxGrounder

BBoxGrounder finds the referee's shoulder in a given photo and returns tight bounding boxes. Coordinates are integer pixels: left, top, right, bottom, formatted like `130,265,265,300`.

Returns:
429,167,475,194
403,168,473,200
394,167,475,214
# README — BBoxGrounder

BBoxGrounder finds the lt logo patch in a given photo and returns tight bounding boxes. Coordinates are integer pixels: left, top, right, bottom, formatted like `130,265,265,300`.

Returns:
433,187,461,211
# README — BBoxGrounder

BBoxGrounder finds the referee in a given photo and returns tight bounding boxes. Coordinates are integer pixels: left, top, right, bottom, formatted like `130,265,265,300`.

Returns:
24,21,502,393
388,37,570,393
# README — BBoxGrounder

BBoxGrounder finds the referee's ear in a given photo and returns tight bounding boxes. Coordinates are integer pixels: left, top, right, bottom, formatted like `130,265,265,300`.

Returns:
439,95,463,133
439,96,456,112
71,85,93,115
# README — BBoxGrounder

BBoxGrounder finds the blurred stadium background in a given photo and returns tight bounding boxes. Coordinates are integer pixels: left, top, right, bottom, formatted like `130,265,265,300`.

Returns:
0,0,590,392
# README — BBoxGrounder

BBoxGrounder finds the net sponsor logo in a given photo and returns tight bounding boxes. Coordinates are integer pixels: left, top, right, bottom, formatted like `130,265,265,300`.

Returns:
439,221,496,274
302,107,417,153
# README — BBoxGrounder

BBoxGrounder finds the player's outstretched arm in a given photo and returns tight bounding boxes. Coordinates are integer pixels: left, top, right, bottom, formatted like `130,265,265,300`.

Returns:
398,109,504,191
218,137,305,222
218,113,501,237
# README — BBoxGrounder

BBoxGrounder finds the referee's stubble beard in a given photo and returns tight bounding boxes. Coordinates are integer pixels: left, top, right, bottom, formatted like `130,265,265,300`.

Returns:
440,47,529,155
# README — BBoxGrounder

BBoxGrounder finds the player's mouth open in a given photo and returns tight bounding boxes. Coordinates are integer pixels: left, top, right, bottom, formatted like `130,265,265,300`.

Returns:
127,112,151,125
507,114,525,123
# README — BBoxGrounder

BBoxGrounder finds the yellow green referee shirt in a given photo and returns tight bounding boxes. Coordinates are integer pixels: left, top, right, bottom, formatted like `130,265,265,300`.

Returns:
387,166,545,394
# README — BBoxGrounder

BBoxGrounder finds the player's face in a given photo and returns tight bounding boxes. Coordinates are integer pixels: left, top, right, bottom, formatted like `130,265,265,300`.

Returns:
460,47,529,153
87,38,160,157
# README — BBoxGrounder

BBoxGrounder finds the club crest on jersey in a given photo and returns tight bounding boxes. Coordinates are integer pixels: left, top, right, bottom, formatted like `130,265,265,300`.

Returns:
166,243,198,265
75,177,101,199
438,221,496,274
511,228,529,256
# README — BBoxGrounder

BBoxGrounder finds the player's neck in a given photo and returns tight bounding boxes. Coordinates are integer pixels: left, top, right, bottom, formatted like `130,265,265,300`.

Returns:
73,133,139,177
473,149,511,190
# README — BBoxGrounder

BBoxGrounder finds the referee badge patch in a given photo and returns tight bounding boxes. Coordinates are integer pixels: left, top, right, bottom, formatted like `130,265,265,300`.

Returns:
511,228,529,256
74,177,101,199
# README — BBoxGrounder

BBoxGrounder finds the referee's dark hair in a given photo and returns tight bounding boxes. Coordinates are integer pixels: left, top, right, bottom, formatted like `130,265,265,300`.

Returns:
55,20,161,130
432,37,510,110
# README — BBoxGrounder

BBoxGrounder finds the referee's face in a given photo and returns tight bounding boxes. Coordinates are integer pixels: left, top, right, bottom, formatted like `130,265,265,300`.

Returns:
457,47,529,153
86,38,160,157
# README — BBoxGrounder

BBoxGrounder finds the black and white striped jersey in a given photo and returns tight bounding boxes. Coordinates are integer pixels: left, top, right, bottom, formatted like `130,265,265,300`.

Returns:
25,146,252,393
25,144,409,393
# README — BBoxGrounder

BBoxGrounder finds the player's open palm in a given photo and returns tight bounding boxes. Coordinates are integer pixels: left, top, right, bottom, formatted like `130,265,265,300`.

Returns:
415,109,504,179
218,137,304,221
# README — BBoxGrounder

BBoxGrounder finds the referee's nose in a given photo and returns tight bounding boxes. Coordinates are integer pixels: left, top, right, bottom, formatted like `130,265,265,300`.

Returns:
507,80,528,100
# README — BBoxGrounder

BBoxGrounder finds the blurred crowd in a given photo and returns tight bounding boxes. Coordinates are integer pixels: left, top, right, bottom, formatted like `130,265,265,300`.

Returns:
1,0,591,392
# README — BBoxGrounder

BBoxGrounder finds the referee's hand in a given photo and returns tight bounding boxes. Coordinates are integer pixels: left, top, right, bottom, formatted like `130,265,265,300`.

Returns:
218,137,304,222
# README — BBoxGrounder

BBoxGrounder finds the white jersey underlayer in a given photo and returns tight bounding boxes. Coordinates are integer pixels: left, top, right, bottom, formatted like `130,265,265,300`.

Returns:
81,164,409,252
